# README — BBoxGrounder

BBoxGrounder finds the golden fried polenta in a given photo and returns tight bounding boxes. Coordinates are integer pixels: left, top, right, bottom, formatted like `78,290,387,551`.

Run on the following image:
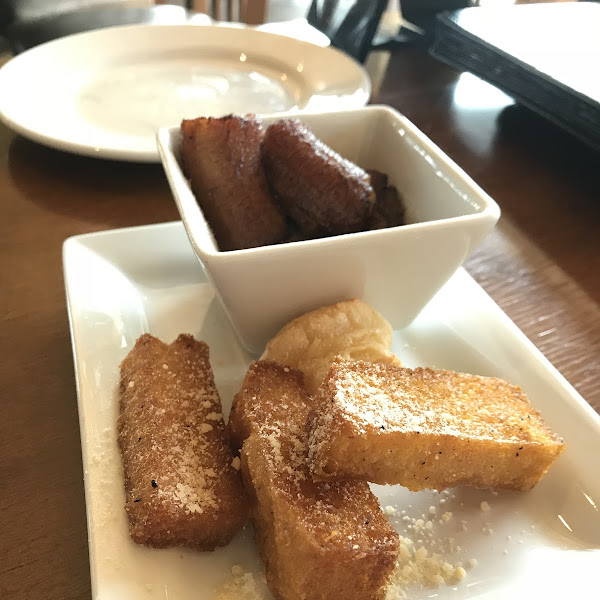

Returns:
118,334,247,550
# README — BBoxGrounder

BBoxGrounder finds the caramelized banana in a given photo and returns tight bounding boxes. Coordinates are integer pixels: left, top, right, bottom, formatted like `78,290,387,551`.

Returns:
180,115,287,251
262,119,375,237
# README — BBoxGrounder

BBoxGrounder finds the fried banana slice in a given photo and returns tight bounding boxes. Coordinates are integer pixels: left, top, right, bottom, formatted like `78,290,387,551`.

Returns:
262,119,375,237
180,115,287,251
367,169,406,229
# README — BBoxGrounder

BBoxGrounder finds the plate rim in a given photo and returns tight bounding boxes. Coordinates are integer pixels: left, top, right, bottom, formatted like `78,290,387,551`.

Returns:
0,23,371,163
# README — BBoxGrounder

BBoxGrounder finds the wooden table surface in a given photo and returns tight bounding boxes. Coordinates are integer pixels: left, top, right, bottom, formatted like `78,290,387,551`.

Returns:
1,44,599,599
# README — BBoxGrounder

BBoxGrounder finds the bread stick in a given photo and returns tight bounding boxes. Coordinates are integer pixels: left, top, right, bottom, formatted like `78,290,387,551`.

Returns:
261,299,401,395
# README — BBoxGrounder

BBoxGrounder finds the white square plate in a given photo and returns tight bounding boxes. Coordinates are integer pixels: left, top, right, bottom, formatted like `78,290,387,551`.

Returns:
63,222,600,600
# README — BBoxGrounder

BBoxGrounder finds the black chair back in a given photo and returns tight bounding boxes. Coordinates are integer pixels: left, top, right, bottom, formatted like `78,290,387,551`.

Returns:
307,0,388,63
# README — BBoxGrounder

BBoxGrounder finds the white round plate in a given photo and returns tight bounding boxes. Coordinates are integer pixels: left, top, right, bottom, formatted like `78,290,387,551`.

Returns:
0,24,370,162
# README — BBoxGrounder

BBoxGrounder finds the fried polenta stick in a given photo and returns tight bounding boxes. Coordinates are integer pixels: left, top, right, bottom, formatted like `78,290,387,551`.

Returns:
229,361,399,600
308,358,565,491
118,333,247,550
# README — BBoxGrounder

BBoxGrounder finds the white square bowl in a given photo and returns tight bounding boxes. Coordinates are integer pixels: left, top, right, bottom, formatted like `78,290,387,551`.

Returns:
157,105,500,353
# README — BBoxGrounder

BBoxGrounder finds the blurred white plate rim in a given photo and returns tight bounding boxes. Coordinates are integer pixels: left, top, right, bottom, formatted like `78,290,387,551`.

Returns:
0,23,367,162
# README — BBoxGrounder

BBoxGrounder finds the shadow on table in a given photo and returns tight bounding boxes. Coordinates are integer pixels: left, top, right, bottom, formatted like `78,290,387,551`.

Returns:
489,102,600,304
7,136,179,228
494,103,600,197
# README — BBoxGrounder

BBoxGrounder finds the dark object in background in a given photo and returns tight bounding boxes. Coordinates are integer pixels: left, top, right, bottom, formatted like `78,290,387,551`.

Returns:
376,0,474,47
430,2,600,153
307,0,388,62
0,2,195,54
402,0,474,32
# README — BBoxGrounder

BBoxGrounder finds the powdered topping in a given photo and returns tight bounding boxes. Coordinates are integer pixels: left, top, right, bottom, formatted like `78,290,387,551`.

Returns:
312,358,561,444
212,566,268,600
233,363,321,489
206,412,223,421
307,357,565,492
119,334,245,538
384,490,481,599
231,360,400,552
120,372,222,515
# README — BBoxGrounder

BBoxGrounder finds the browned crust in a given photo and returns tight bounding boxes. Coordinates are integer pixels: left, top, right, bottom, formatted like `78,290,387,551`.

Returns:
308,358,565,491
118,333,247,550
230,360,399,600
261,119,375,237
228,360,307,453
180,115,287,251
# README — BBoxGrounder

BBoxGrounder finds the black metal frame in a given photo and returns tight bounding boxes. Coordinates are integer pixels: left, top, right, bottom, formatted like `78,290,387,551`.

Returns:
307,0,388,63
